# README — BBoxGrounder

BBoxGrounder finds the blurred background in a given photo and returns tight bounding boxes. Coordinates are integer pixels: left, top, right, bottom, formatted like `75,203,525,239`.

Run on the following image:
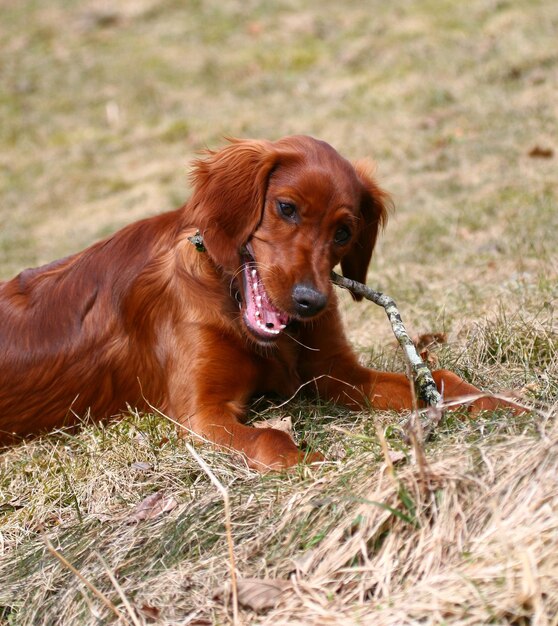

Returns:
1,0,556,347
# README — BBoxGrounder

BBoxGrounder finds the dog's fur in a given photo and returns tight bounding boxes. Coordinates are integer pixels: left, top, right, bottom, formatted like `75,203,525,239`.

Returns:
0,136,520,469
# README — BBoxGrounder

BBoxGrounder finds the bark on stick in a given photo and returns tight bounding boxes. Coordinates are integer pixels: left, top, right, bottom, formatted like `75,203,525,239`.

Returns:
330,271,442,407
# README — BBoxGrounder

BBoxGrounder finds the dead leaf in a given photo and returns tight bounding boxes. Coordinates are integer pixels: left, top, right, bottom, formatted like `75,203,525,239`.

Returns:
79,9,121,31
131,461,152,472
0,501,25,513
388,450,406,465
528,145,554,159
127,492,178,523
414,333,447,352
419,348,439,368
134,432,148,445
507,66,522,80
139,604,160,621
237,578,290,611
291,549,316,575
252,416,294,440
214,578,291,613
247,21,263,36
521,382,542,395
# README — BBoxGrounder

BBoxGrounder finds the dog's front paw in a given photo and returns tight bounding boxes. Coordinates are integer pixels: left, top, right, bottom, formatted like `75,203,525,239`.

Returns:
432,369,527,416
468,394,527,416
246,428,323,472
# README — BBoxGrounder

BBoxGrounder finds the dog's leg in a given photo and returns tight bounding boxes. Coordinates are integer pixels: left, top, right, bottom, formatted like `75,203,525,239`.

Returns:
304,360,518,413
182,409,321,471
167,336,321,471
298,309,523,414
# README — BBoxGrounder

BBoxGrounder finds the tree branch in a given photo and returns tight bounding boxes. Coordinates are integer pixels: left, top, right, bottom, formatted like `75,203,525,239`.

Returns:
330,271,441,407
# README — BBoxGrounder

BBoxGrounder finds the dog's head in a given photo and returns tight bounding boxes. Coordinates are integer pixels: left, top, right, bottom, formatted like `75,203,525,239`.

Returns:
190,135,390,343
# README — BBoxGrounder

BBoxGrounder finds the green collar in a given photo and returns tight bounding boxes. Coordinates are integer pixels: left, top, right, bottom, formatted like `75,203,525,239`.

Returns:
187,231,206,253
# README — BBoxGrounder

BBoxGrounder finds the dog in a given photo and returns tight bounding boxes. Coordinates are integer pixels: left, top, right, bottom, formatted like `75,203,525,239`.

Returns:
0,136,521,469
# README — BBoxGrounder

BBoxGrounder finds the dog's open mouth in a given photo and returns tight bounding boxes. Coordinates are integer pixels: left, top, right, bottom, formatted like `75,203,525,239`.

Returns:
239,249,290,342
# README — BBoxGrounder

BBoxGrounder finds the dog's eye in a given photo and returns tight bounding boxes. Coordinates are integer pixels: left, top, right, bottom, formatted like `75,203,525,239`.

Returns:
277,201,296,218
334,226,351,245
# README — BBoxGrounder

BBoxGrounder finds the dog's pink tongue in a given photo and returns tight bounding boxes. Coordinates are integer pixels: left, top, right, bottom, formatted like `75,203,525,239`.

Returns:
244,266,289,337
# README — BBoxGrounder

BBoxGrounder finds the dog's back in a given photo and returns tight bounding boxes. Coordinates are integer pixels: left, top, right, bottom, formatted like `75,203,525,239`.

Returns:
0,210,186,442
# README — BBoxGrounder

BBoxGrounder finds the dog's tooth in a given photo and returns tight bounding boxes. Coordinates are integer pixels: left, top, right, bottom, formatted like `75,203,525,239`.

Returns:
255,310,260,317
253,282,258,289
279,324,286,329
251,269,257,278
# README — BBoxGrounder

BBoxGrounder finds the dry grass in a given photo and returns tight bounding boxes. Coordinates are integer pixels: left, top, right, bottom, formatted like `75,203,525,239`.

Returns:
1,404,557,624
1,0,557,624
270,416,558,625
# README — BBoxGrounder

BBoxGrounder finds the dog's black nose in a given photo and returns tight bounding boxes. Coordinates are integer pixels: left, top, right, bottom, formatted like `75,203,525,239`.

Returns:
292,284,328,317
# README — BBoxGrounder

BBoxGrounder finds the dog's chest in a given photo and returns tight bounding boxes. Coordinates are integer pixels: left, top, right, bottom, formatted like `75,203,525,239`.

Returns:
255,338,302,397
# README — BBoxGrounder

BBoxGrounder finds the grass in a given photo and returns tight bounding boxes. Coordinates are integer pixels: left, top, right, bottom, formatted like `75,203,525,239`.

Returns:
1,0,557,623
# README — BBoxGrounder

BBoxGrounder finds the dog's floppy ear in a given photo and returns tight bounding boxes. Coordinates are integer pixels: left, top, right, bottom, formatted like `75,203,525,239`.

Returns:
189,139,281,270
340,161,391,301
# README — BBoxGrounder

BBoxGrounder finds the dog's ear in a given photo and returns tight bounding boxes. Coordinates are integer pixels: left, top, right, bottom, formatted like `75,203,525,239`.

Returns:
189,139,282,270
340,161,391,301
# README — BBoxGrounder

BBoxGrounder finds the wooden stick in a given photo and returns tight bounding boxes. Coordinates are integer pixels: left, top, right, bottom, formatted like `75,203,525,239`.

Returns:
185,444,239,625
330,271,442,407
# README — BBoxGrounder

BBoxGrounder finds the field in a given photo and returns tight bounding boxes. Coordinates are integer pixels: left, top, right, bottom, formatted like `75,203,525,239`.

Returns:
1,0,557,624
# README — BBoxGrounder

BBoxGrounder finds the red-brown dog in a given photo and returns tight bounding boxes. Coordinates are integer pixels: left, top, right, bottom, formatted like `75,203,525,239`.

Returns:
0,136,519,469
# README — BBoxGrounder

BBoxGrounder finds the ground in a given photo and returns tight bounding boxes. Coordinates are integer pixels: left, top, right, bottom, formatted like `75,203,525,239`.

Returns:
0,0,557,624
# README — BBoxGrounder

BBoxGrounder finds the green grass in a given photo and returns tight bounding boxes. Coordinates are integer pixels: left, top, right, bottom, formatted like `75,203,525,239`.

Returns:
1,0,558,624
